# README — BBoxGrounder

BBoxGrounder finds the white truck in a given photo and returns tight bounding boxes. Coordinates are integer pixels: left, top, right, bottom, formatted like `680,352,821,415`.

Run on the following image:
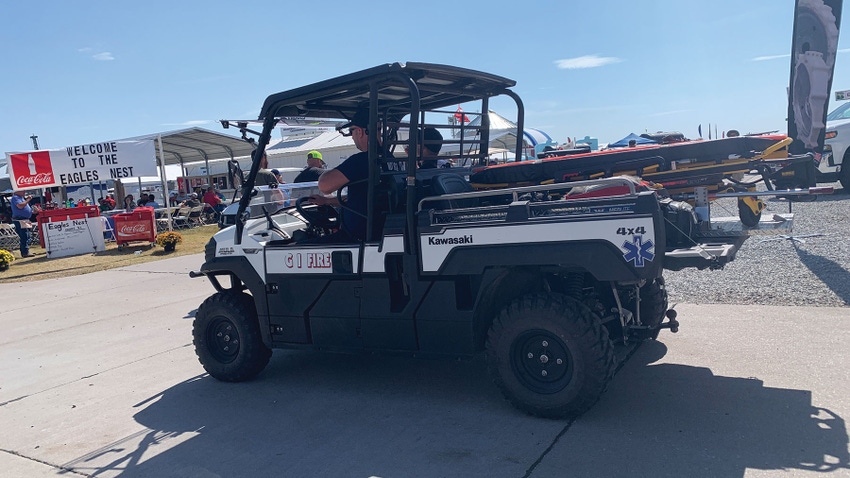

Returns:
821,101,850,188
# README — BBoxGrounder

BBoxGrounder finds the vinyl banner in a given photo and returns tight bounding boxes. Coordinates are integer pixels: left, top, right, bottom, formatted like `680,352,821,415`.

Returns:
787,0,844,156
6,140,157,190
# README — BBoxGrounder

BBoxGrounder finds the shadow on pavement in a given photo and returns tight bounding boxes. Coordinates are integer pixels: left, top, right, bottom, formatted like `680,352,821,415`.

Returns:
60,341,850,478
565,341,850,477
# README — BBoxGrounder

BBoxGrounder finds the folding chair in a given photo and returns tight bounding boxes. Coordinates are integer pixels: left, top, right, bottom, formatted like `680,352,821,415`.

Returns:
187,205,206,227
100,216,116,241
170,206,192,229
155,206,180,232
0,224,18,249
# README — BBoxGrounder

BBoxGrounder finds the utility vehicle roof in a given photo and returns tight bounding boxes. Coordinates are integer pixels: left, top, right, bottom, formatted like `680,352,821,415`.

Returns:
258,62,517,122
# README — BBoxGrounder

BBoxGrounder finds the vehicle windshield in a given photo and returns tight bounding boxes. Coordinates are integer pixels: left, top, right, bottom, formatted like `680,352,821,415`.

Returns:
826,102,850,121
229,182,320,220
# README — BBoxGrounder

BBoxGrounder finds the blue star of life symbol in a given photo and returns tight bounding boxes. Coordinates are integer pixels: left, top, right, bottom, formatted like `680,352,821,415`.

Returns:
622,235,655,267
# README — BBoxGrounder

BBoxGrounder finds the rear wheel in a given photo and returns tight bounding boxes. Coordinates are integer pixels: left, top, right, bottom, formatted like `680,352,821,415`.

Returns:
840,156,850,190
193,291,271,381
485,293,616,419
633,278,668,340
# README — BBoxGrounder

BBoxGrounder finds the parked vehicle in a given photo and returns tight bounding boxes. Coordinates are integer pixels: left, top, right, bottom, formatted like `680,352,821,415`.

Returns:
821,101,850,188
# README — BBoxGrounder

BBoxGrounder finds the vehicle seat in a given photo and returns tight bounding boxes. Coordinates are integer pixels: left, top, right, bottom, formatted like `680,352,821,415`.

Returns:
429,173,476,209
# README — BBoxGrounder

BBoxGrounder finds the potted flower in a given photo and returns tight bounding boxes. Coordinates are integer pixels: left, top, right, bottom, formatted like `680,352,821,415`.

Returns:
0,249,14,271
155,231,183,252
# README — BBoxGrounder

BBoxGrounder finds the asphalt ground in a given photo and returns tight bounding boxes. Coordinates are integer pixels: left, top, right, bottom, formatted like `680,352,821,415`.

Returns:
0,253,848,477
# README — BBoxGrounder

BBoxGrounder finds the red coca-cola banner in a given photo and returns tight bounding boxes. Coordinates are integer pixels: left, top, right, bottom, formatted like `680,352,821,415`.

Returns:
9,151,55,188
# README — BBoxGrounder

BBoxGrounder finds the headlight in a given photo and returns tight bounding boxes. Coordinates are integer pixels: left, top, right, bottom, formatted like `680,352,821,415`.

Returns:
825,130,838,140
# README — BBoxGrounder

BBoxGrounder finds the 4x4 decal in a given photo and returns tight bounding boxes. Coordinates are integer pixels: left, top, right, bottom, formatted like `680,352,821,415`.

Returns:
622,235,655,267
616,226,647,236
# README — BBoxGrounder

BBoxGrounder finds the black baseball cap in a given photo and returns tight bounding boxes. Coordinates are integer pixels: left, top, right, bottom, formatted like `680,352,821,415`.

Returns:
421,127,443,154
338,108,370,131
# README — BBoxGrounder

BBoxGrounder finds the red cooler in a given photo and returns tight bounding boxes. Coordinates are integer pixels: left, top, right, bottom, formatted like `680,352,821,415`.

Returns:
37,205,101,249
113,207,156,248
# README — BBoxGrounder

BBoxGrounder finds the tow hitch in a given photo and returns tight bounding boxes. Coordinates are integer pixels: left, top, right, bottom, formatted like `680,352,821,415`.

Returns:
657,309,680,333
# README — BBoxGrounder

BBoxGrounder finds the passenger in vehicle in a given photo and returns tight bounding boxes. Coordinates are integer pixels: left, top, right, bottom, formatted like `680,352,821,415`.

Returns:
417,127,443,169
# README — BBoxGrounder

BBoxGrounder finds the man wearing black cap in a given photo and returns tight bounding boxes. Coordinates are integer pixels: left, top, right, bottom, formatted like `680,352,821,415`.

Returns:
417,127,443,169
294,150,326,183
308,108,374,242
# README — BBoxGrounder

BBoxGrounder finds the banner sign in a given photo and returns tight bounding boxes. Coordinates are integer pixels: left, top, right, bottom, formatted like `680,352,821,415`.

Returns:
787,0,844,157
835,89,850,100
43,217,106,259
5,140,157,190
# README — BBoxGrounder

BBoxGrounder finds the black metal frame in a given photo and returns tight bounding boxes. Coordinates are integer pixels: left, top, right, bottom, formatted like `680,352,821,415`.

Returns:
233,62,524,246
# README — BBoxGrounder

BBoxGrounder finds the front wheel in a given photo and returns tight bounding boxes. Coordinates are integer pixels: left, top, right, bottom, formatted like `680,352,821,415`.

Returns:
193,291,271,381
840,159,850,191
485,294,616,419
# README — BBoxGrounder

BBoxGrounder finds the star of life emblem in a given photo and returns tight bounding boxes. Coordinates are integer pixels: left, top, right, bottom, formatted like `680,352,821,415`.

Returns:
622,235,655,267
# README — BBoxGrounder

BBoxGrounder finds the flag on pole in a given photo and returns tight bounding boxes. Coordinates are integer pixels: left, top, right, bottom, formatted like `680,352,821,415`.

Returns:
698,124,702,138
455,106,470,123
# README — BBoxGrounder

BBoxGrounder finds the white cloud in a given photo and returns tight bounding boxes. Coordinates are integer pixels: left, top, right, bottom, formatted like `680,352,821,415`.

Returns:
78,47,92,52
554,55,622,70
93,52,115,61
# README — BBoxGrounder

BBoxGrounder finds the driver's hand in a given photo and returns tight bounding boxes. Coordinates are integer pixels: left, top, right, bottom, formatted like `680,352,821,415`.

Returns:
308,194,326,206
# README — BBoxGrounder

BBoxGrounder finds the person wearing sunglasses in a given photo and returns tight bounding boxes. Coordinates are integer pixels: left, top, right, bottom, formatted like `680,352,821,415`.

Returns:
307,108,372,242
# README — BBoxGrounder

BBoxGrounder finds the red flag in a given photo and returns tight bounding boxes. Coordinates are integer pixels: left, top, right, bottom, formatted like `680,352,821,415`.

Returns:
454,106,470,123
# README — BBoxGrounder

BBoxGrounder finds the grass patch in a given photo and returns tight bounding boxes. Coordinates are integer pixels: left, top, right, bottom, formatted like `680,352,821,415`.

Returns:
0,225,219,283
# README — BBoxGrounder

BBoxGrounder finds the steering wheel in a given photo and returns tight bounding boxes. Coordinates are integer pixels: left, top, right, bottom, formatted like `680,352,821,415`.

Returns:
295,196,340,232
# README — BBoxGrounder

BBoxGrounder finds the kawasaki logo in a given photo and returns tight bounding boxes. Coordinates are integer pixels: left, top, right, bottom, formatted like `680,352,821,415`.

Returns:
427,235,473,245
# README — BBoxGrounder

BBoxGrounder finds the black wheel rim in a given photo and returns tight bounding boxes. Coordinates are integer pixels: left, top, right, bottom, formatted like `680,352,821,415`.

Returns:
207,316,240,363
510,329,573,394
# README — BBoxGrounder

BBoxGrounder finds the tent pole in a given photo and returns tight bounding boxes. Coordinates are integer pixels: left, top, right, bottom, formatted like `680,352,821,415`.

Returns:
157,134,172,232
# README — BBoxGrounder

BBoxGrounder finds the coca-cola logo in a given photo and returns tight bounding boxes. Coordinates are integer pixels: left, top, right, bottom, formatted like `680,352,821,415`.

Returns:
118,224,149,235
17,172,54,185
10,151,55,187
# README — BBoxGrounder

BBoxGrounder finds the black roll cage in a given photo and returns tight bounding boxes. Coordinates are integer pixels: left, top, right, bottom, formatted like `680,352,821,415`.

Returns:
233,62,525,254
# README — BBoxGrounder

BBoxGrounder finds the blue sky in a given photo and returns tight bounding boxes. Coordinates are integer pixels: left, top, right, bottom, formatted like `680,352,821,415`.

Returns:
2,0,849,152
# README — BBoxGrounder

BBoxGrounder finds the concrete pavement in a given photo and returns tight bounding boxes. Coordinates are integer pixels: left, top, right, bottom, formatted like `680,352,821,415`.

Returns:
0,254,848,477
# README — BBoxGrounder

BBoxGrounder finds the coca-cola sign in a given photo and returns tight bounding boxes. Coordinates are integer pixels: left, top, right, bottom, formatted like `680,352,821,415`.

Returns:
16,172,55,186
9,151,55,188
117,221,152,237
